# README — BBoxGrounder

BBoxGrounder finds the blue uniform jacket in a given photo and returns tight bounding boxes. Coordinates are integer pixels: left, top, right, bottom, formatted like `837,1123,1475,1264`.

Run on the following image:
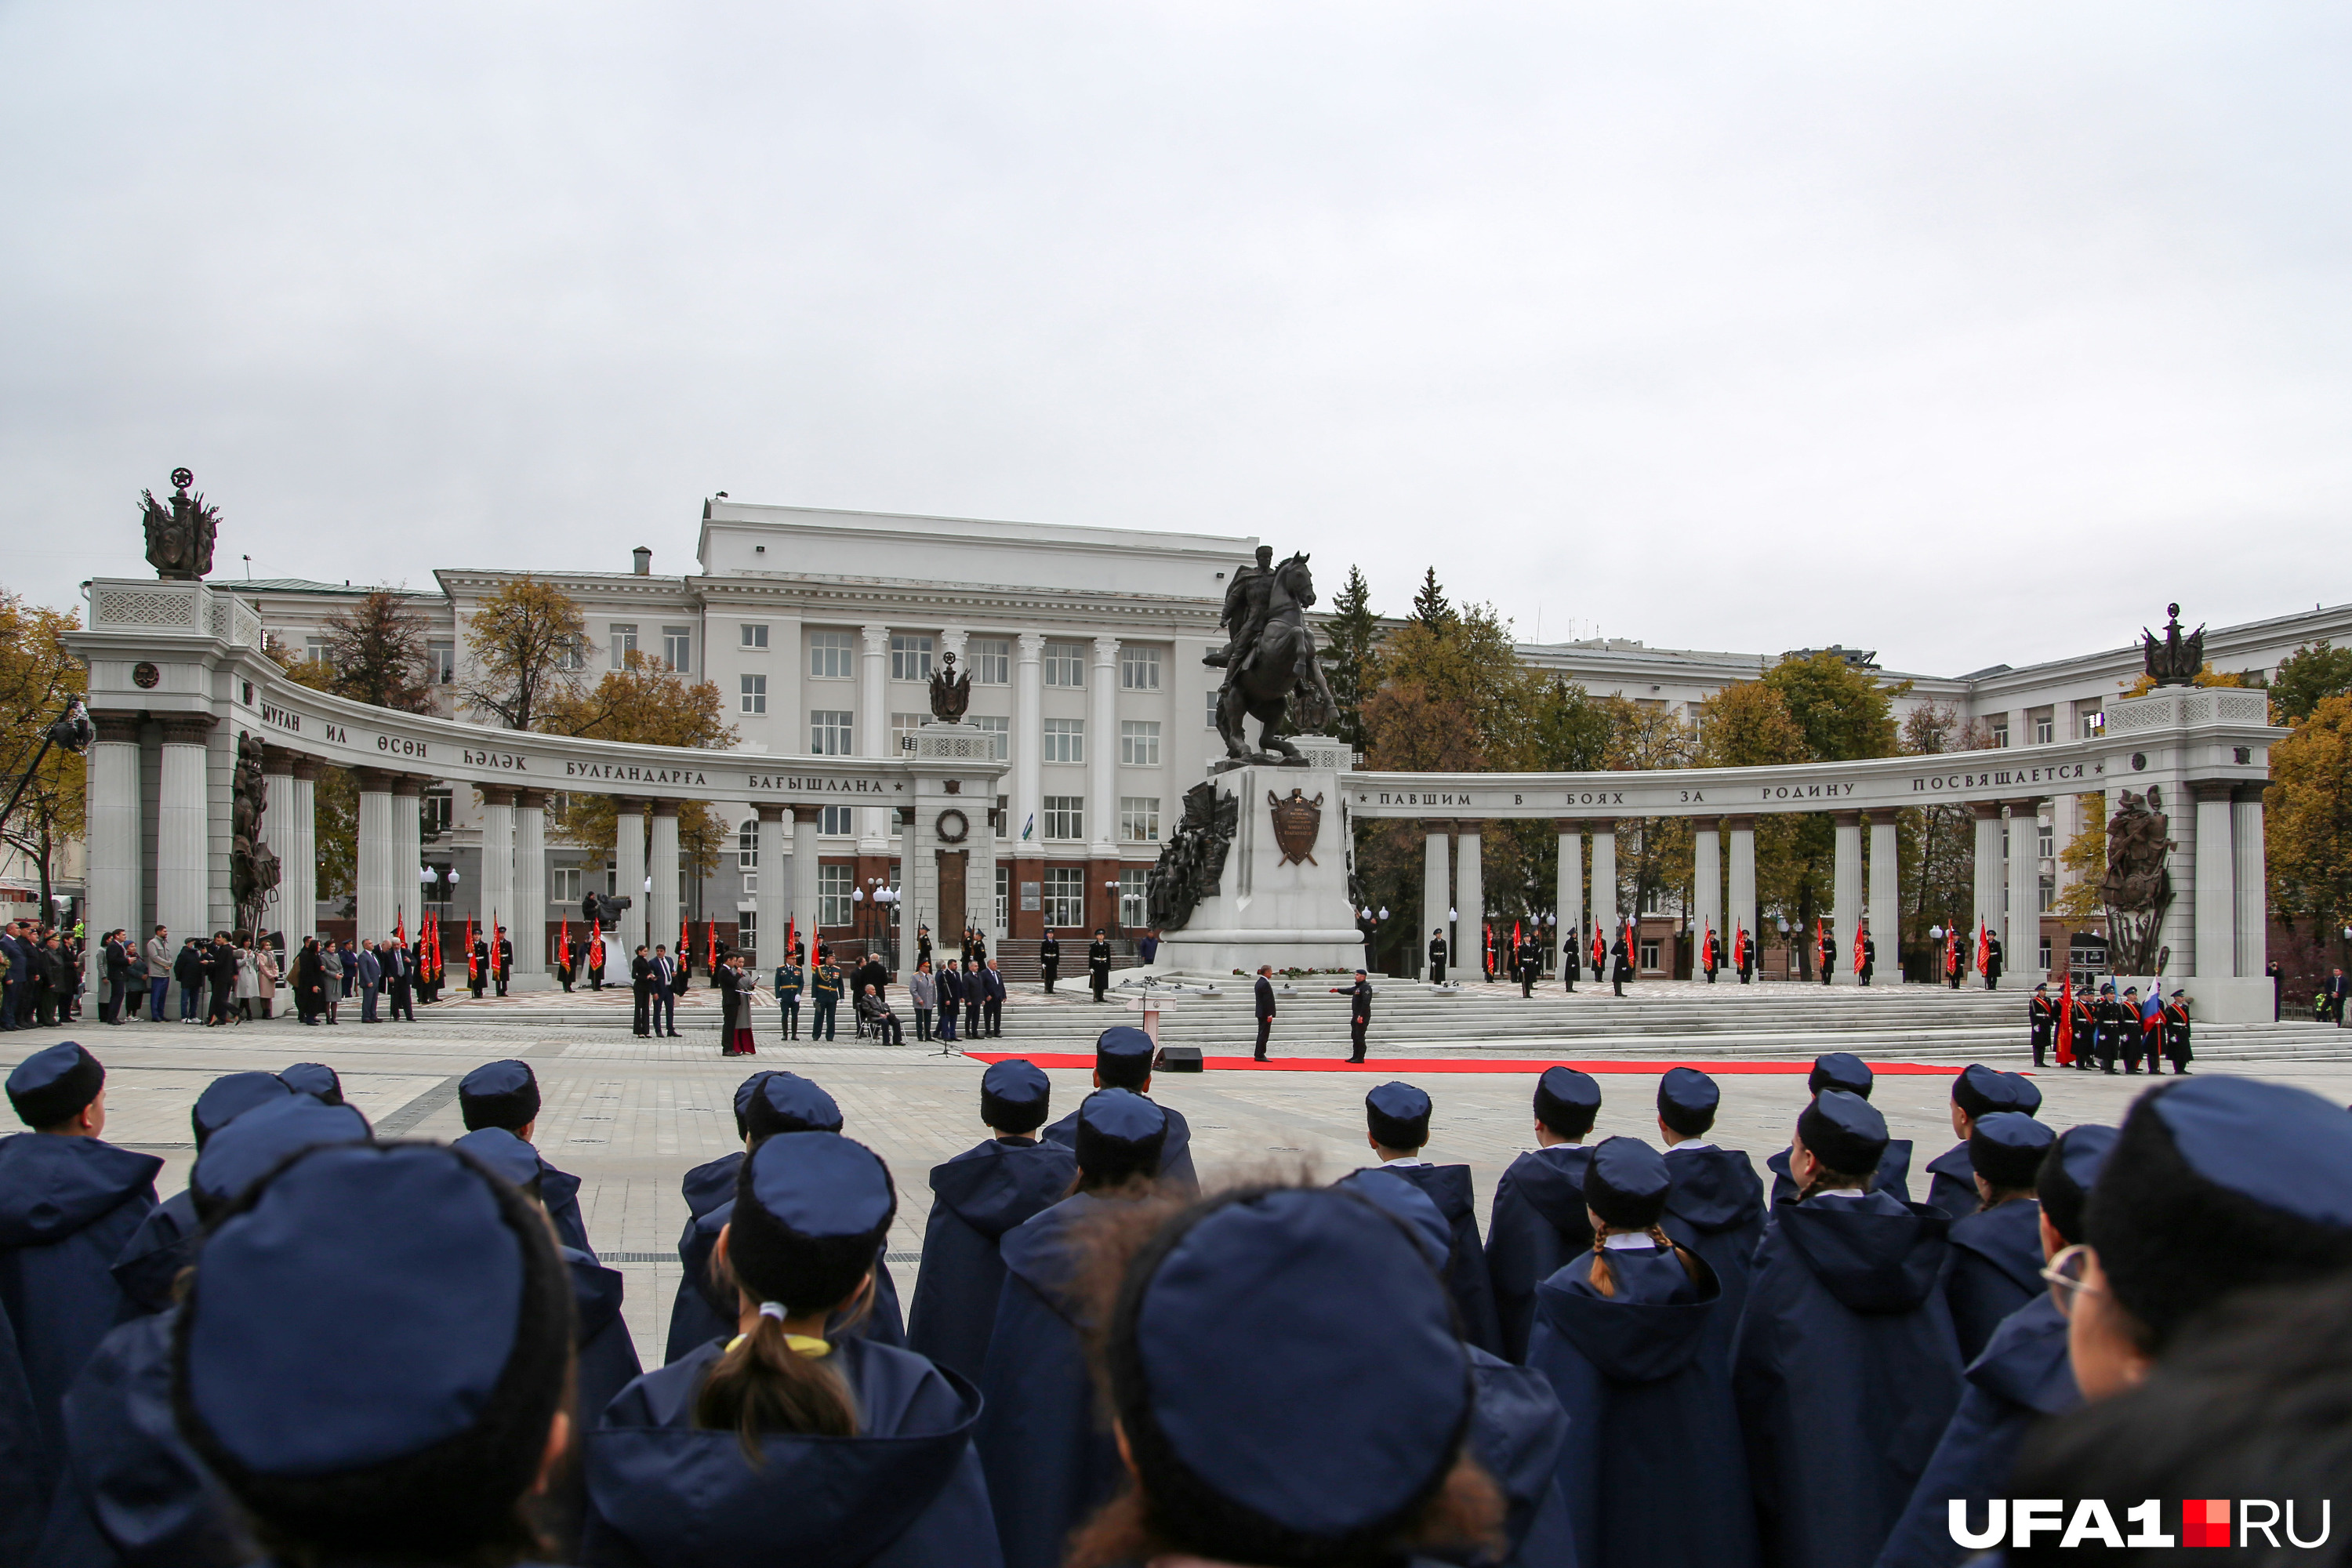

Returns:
1871,1294,2077,1568
0,1297,42,1565
1485,1145,1594,1363
1657,1145,1767,1377
1042,1098,1198,1195
1526,1243,1758,1568
1732,1192,1962,1568
1942,1199,2044,1367
108,1191,198,1320
540,1152,597,1262
1921,1142,1980,1223
568,1247,644,1425
906,1138,1076,1386
1457,1346,1578,1568
584,1335,998,1568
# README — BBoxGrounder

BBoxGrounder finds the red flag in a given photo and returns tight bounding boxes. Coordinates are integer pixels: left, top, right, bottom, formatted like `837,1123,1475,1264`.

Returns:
394,912,406,947
1592,929,1605,969
681,916,690,972
1945,926,1959,977
1814,918,1825,970
465,915,477,979
1853,922,1865,975
588,919,601,972
1733,924,1748,969
707,920,717,971
786,918,796,962
1976,921,1991,975
2056,975,2075,1065
1702,925,1716,971
558,916,570,970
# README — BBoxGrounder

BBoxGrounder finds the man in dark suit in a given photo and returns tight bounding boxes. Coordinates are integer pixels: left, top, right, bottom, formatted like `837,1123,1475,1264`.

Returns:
630,943,653,1036
1426,927,1447,985
2328,968,2351,1026
1345,968,1372,1062
107,930,135,1023
1039,931,1060,993
383,937,415,1022
1088,928,1112,1002
981,958,1007,1037
1253,964,1276,1062
962,959,983,1039
1610,929,1632,997
935,957,962,1043
1516,934,1541,997
493,926,513,996
0,920,30,1029
1559,926,1577,993
650,944,678,1036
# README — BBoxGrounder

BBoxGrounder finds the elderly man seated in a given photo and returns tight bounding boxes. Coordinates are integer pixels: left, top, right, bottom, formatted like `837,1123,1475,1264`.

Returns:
856,982,904,1046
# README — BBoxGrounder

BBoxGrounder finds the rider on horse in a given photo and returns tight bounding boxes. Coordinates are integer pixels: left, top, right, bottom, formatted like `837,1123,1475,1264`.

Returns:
1203,544,1277,684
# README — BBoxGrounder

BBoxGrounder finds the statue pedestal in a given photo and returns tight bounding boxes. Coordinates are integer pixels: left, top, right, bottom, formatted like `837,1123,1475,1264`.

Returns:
1152,763,1366,980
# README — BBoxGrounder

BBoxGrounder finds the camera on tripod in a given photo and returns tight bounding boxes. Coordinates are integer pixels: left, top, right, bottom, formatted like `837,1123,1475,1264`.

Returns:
583,890,633,923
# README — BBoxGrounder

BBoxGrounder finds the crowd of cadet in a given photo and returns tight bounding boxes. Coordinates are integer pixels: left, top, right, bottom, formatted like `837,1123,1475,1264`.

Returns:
4,1026,2352,1568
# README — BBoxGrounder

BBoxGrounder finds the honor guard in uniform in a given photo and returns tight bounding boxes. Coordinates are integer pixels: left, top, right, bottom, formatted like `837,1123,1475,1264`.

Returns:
2161,991,2194,1074
1817,924,1836,985
1087,928,1111,1003
1559,925,1577,992
1591,927,1608,984
1345,969,1372,1062
1737,925,1757,983
1859,924,1877,986
492,925,512,996
2068,983,2099,1072
2029,981,2057,1066
1037,931,1059,993
1610,928,1633,996
1983,931,2004,990
556,932,575,992
470,930,491,998
1427,927,1448,985
773,955,803,1040
1701,924,1721,982
1516,933,1541,997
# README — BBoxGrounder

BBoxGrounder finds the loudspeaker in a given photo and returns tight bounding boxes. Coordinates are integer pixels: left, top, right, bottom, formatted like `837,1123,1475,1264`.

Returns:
1153,1045,1205,1073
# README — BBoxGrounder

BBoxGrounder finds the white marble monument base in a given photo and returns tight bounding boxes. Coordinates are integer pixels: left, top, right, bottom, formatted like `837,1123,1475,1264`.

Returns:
2111,974,2273,1025
1152,762,1367,979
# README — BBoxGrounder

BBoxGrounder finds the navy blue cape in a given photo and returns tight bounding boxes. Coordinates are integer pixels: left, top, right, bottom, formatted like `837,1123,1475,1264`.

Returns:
1484,1145,1593,1363
1526,1243,1758,1568
0,1295,41,1564
1871,1294,2078,1568
1460,1345,1578,1568
1732,1192,1962,1568
540,1152,597,1261
567,1247,644,1424
0,1134,161,1495
584,1334,997,1568
1921,1142,1980,1223
906,1138,1076,1385
1385,1163,1504,1357
1658,1145,1767,1377
107,1191,197,1321
1041,1098,1197,1194
1942,1199,2043,1367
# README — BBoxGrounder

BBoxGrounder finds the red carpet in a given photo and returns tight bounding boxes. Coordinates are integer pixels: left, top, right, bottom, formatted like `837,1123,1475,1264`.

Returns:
963,1052,1965,1076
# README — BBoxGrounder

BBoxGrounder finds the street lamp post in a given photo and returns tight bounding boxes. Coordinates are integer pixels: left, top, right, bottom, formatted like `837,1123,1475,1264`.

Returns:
1105,880,1123,943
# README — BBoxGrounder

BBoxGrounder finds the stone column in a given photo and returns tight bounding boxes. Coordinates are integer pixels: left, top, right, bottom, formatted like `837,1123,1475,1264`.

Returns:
1455,822,1484,978
1691,817,1722,948
1831,811,1863,985
897,806,916,974
791,804,822,952
390,776,425,941
858,625,890,851
614,800,648,954
1591,822,1618,930
1555,820,1584,971
262,747,296,941
354,766,397,942
1726,815,1757,949
478,786,516,956
1970,802,2003,956
2234,782,2270,979
1423,829,1450,979
1866,809,1899,978
648,799,681,956
2004,798,2042,984
1013,632,1044,848
1089,637,1119,855
2190,780,2235,982
86,713,143,991
158,714,214,942
284,757,320,946
513,789,546,977
756,804,786,971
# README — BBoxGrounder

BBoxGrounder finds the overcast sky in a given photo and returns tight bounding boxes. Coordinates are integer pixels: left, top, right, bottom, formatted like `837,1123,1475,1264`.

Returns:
4,3,2347,677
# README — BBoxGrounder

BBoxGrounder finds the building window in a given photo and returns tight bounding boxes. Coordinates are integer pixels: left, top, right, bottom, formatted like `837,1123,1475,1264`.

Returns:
1205,689,1221,728
427,641,456,684
2035,717,2055,745
1120,645,1160,690
559,643,586,671
1044,866,1086,927
819,864,854,927
420,788,453,839
890,635,934,681
1043,641,1085,687
661,626,692,671
996,865,1010,930
971,638,1011,684
808,630,854,680
810,710,853,755
1120,867,1149,927
2038,826,2054,860
819,805,854,836
737,821,757,869
1120,720,1160,767
303,637,331,666
740,674,767,714
553,866,582,904
1043,796,1084,840
2081,711,2105,738
893,713,924,753
974,714,1009,759
1042,718,1085,764
1991,722,2009,749
608,623,638,670
741,623,769,649
1639,940,1661,971
2040,875,2056,913
737,909,756,950
1120,796,1160,843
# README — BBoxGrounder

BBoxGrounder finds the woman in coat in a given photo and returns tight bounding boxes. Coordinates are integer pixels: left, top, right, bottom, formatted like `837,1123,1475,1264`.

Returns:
233,937,262,1022
253,936,278,1018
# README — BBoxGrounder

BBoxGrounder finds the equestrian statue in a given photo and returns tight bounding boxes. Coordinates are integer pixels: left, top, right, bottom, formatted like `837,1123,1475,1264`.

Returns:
1204,546,1338,771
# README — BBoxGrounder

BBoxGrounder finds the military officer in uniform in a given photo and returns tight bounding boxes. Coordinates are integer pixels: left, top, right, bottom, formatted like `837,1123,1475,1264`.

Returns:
1345,968,1372,1062
470,930,490,998
1817,924,1835,985
1610,927,1633,996
1516,933,1541,997
1983,931,2004,990
1559,925,1577,993
1427,927,1448,985
492,924,512,997
774,953,804,1040
1039,931,1061,993
1858,924,1877,987
1088,927,1112,1003
2029,981,2057,1066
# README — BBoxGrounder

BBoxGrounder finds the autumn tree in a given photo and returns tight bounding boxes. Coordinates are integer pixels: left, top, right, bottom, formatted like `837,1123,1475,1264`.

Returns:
317,590,437,713
1317,565,1382,750
543,651,740,878
0,593,88,913
1694,681,1809,938
2267,695,2352,962
1750,652,1906,974
2053,795,2107,924
2270,641,2352,724
1601,697,1696,922
462,576,590,731
1898,702,1993,954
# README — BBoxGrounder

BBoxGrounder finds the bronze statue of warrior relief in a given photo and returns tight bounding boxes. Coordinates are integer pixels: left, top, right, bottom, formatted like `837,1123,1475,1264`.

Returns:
140,468,220,581
2100,786,2175,975
2140,603,2206,688
927,650,971,723
230,731,281,935
1206,548,1338,771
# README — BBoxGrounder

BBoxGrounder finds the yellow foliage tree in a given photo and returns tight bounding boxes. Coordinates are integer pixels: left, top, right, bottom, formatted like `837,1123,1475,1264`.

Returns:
0,593,88,913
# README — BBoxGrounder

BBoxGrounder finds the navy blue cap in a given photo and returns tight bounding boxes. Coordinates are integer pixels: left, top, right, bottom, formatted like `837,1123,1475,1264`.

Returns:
7,1041,103,1129
193,1072,296,1149
1808,1052,1874,1098
1534,1067,1600,1138
1334,1167,1450,1271
1657,1066,1720,1134
1969,1112,2057,1190
1076,1088,1168,1181
2150,1078,2352,1228
1584,1136,1671,1230
1954,1063,2042,1120
1096,1025,1155,1087
1367,1080,1433,1151
743,1131,895,1239
193,1098,373,1209
180,1143,552,1476
1119,1188,1472,1543
1798,1088,1889,1178
452,1127,543,1195
2005,1072,2045,1116
980,1058,1051,1134
2037,1123,2117,1243
456,1060,539,1132
278,1063,343,1105
731,1070,778,1136
742,1072,844,1142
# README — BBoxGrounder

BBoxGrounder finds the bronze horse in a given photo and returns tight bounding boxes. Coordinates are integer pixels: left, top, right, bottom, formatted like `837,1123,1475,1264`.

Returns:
1213,553,1337,770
